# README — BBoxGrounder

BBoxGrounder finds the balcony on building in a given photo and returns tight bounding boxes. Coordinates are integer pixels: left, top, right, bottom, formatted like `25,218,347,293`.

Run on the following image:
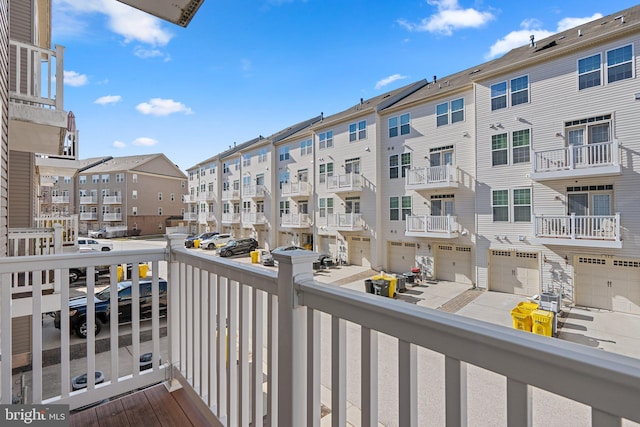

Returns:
532,213,622,248
79,195,98,205
405,164,459,191
50,196,69,204
102,195,122,205
80,212,98,221
326,173,362,193
327,213,364,231
281,181,311,198
280,213,311,229
183,212,198,221
221,212,241,224
182,194,197,204
2,236,638,426
242,212,267,226
205,212,217,223
197,191,216,202
243,184,265,198
405,215,459,238
222,189,241,201
103,213,123,222
531,140,621,181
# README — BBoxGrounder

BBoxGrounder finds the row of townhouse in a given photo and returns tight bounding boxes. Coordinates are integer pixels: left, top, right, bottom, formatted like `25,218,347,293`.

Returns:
38,154,189,236
184,4,640,314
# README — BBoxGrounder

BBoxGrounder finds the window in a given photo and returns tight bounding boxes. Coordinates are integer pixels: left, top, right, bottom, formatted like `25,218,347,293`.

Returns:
208,182,214,192
158,192,163,201
451,98,464,123
63,176,72,184
513,188,531,222
318,131,333,149
158,207,163,216
256,174,265,186
115,173,124,183
209,164,215,174
102,174,110,183
491,81,507,110
607,44,633,83
233,180,240,191
279,171,290,189
390,197,399,221
279,147,290,161
79,176,86,185
401,196,411,220
243,154,251,167
132,206,137,216
390,154,411,179
243,201,251,213
235,159,240,170
279,201,290,217
319,198,333,218
492,190,509,222
319,162,333,184
510,76,529,106
345,197,360,214
132,190,138,200
182,180,186,188
300,139,312,156
430,145,454,166
132,174,138,183
171,193,175,201
223,181,230,191
565,115,612,164
256,201,265,213
258,149,268,163
92,175,99,184
512,129,530,164
578,53,601,89
389,155,399,179
297,169,308,183
389,113,410,137
431,194,454,216
492,134,508,166
349,120,366,142
436,103,448,127
344,158,360,175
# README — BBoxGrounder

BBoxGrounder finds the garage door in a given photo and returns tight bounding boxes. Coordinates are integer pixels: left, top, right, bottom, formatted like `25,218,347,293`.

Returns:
435,245,472,285
349,237,371,267
575,256,640,314
489,250,539,296
388,242,415,274
318,235,337,258
279,231,294,247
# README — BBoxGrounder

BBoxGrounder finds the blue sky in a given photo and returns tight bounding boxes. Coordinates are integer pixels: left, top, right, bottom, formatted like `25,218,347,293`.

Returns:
53,0,638,171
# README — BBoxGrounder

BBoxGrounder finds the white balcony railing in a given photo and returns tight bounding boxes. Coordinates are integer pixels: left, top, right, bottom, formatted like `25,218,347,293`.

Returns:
532,213,622,248
326,173,362,192
51,196,69,204
35,215,78,247
182,194,197,204
9,40,64,110
221,212,241,223
405,214,458,238
206,212,217,222
197,191,215,202
102,196,122,204
327,213,363,231
280,213,311,228
80,212,98,221
1,237,639,425
405,164,458,190
183,212,198,221
102,213,122,221
242,184,265,198
79,196,97,205
531,140,621,180
281,181,311,197
222,189,241,201
242,212,267,225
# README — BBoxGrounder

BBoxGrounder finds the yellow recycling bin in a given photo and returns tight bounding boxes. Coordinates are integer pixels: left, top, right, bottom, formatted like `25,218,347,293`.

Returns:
117,265,124,281
510,306,533,331
138,263,149,278
194,239,201,249
250,250,260,264
531,309,554,337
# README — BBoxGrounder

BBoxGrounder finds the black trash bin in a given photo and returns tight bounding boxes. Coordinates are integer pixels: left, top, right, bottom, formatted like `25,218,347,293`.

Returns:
372,280,390,297
364,279,373,293
403,272,415,284
395,274,406,293
312,261,321,270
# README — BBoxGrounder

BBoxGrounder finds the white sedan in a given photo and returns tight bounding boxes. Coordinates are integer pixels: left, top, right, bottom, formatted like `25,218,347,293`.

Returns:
77,238,113,252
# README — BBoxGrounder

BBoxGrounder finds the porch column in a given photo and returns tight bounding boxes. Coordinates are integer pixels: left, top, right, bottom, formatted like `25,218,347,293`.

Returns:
166,233,187,391
273,250,316,427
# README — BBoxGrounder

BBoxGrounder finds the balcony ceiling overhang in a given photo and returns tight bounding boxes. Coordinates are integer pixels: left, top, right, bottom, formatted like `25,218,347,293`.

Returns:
9,105,67,154
36,157,82,179
116,0,204,27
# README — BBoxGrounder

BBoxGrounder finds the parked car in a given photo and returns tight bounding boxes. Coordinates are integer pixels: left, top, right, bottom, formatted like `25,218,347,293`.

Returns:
260,249,275,266
185,231,218,248
271,245,334,267
216,238,259,257
88,228,107,238
78,238,113,252
54,279,168,338
201,233,233,250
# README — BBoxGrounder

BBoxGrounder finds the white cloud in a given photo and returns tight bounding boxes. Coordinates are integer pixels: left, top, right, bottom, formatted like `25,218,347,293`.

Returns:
113,140,126,148
134,47,170,61
132,137,158,147
375,74,408,90
64,70,88,87
94,95,122,105
398,0,494,35
54,0,173,46
485,13,604,59
136,98,193,116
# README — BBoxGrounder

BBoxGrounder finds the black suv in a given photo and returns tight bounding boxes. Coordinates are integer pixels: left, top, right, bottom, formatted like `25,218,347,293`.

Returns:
217,238,259,257
185,231,218,248
54,279,168,338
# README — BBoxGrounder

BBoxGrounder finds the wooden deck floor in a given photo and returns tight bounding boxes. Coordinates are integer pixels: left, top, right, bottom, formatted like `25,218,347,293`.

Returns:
70,383,219,427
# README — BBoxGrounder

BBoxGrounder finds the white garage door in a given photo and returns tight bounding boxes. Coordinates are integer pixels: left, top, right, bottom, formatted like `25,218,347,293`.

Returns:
575,256,640,314
489,250,540,296
388,242,416,274
349,237,371,267
279,231,294,247
435,245,472,285
318,235,337,258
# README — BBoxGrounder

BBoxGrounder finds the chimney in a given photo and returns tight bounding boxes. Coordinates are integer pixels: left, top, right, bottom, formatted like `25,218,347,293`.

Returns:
433,75,437,83
529,34,535,47
360,98,364,105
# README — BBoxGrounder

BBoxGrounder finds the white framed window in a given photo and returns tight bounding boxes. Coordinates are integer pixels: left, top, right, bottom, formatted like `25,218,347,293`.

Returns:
512,129,530,164
492,133,508,166
318,131,333,149
182,180,186,188
300,139,312,156
63,176,72,184
431,194,454,216
132,190,138,200
223,163,230,173
491,81,507,111
578,53,601,90
208,182,214,192
116,173,124,183
345,196,360,214
513,188,531,222
389,196,411,221
279,146,290,161
158,192,163,201
132,206,138,215
209,163,215,174
492,190,509,222
510,76,529,106
279,200,290,217
436,103,448,127
258,149,268,163
158,207,163,215
132,174,138,183
171,193,175,201
319,198,333,217
349,120,367,142
344,157,360,175
79,176,86,185
243,154,251,167
319,162,333,184
102,174,110,183
607,44,633,83
451,98,464,123
92,175,99,184
491,77,527,110
389,153,411,179
389,113,410,137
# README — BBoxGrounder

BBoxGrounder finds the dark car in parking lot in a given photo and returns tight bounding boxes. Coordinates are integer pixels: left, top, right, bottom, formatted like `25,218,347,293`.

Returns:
217,238,259,257
185,231,218,248
270,245,335,267
54,279,168,338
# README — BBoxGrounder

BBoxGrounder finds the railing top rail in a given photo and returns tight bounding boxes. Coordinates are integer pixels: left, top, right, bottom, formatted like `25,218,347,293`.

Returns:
296,277,640,422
